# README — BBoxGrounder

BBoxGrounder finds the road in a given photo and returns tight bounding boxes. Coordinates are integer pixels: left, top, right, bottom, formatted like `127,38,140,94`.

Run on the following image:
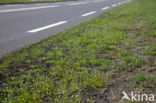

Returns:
0,0,130,57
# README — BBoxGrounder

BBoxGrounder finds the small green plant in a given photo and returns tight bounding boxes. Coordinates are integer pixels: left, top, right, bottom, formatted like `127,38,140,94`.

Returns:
133,73,155,88
123,55,146,68
83,71,109,90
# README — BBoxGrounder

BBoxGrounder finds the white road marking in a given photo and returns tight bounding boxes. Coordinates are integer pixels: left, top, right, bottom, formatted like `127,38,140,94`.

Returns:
82,11,96,17
123,0,130,3
67,2,89,5
92,0,104,3
120,2,123,4
27,21,68,33
112,4,117,7
101,6,109,10
0,5,60,13
125,0,130,2
118,2,121,4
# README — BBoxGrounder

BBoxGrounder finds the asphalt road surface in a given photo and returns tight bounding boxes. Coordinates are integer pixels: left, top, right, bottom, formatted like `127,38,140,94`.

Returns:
0,0,130,57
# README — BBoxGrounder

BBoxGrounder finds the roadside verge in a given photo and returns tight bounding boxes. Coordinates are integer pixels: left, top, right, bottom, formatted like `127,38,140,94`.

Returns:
0,0,156,102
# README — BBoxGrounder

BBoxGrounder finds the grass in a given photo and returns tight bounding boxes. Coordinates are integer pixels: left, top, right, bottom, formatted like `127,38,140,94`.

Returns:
0,0,79,4
133,73,155,88
0,0,156,102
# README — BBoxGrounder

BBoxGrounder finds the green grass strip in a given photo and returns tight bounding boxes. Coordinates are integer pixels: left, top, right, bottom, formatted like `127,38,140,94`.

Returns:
0,0,156,102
